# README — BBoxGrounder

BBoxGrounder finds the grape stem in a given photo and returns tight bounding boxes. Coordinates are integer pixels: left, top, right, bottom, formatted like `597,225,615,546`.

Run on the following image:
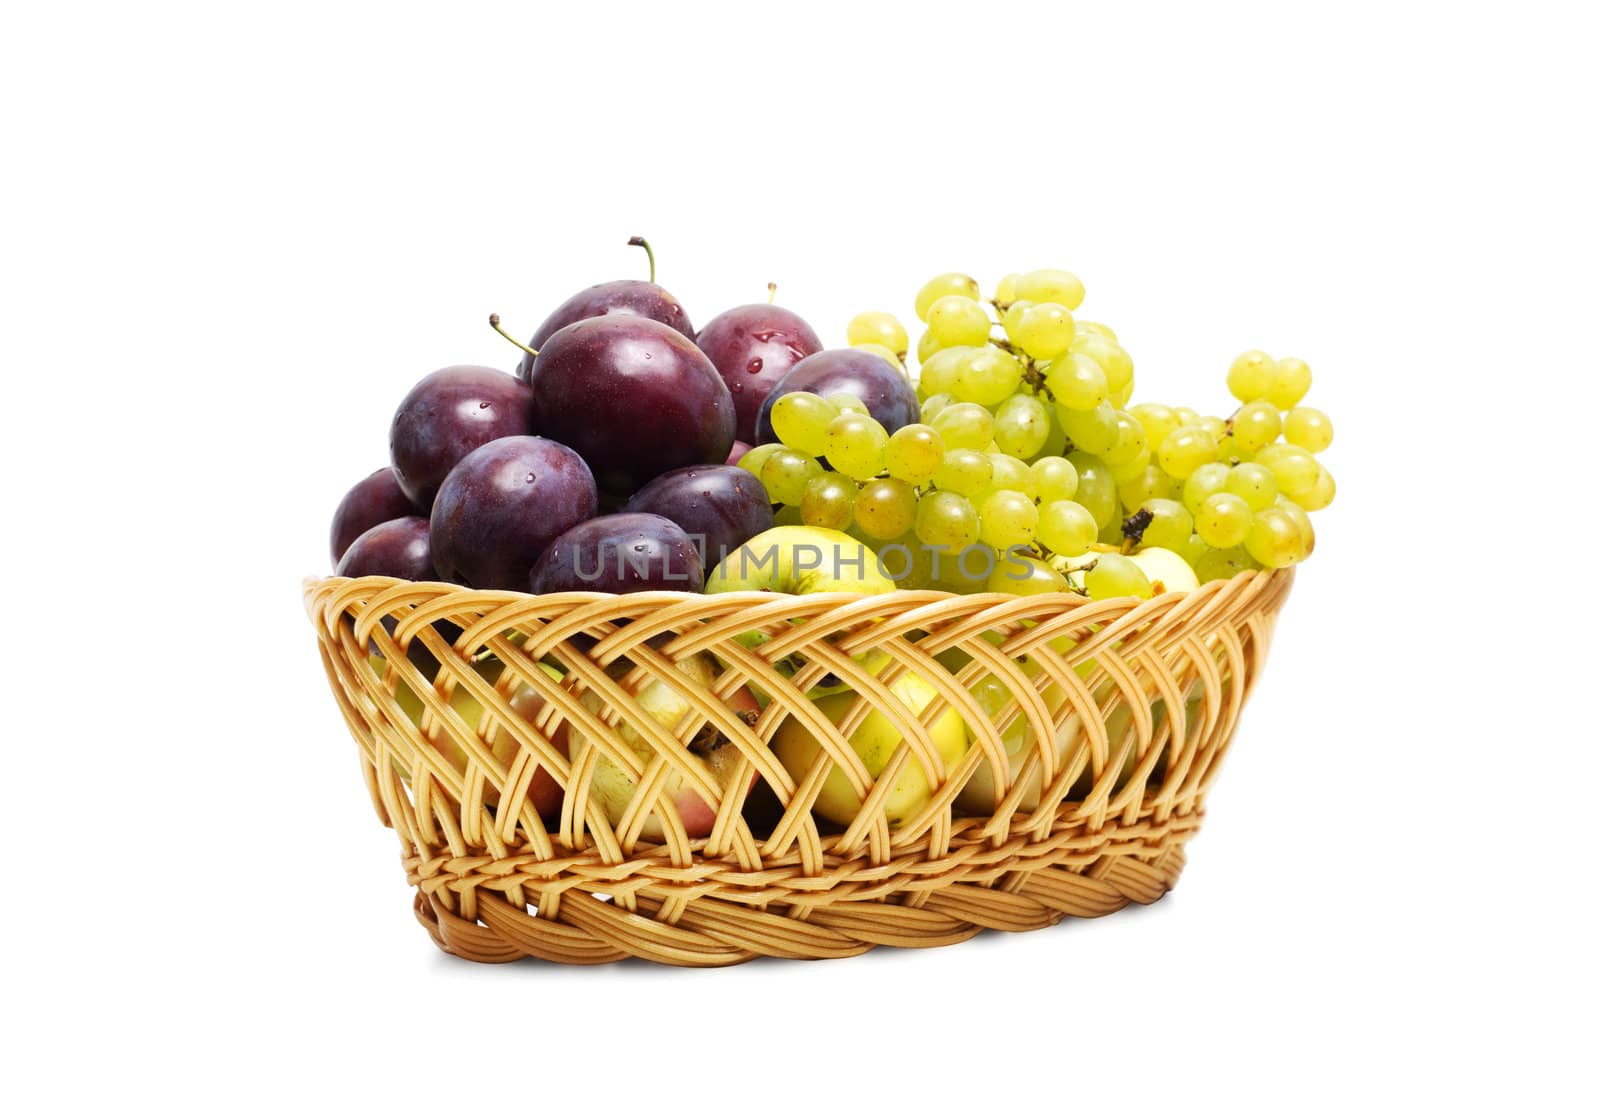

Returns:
627,236,656,283
488,314,538,358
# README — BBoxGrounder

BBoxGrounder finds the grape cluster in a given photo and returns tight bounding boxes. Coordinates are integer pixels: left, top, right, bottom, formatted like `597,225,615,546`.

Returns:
746,269,1334,600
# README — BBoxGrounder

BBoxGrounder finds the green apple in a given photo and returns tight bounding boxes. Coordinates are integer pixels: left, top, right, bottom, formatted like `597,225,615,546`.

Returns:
773,670,968,826
704,524,896,595
1128,547,1199,594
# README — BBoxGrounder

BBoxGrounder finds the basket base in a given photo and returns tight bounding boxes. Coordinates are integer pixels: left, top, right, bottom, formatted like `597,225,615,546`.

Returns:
411,846,1189,967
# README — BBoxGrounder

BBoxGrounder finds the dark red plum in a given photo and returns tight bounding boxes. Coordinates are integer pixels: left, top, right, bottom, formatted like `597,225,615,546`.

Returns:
754,349,920,444
528,317,735,498
429,436,597,589
335,516,436,581
695,303,823,443
623,464,774,572
390,366,536,509
529,513,703,594
516,239,693,379
330,467,418,564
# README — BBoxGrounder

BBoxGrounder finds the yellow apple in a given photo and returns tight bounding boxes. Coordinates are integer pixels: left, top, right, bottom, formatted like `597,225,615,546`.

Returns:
704,525,895,595
773,670,967,826
1128,547,1199,594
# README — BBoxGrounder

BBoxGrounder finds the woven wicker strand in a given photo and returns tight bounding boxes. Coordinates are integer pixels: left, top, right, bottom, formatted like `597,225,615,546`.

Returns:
305,569,1292,966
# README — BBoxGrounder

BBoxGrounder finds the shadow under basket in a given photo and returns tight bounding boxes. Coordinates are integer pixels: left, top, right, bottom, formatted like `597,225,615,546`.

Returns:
305,569,1293,966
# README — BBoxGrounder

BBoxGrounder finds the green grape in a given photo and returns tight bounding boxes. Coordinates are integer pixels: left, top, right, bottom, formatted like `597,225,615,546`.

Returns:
770,391,839,455
1077,320,1118,341
986,452,1037,497
1067,452,1118,528
1275,496,1316,557
1157,425,1219,479
853,342,905,372
987,552,1068,595
738,442,784,482
1175,531,1209,568
994,272,1022,307
1266,357,1312,409
914,490,980,549
932,402,996,451
914,273,981,321
992,394,1051,458
926,294,992,347
920,393,953,422
760,448,823,505
1225,462,1278,509
1102,410,1148,467
1044,353,1109,411
846,311,909,359
825,413,889,480
1198,415,1228,442
1182,462,1232,514
1015,268,1086,311
1174,406,1200,427
1000,299,1032,343
774,504,805,526
1111,381,1135,410
801,474,856,531
953,346,1023,406
1135,498,1193,552
1227,350,1273,402
1058,401,1119,455
1255,443,1319,497
1194,492,1253,548
917,330,943,364
1029,409,1069,461
1031,455,1079,502
1244,507,1304,568
1130,403,1181,452
1068,333,1134,395
1118,463,1175,511
933,448,994,497
1109,447,1152,483
854,478,916,540
1011,302,1077,360
1098,516,1127,546
826,392,870,415
917,345,970,400
1283,406,1334,452
1037,499,1097,556
979,490,1038,548
1194,546,1259,583
1231,400,1282,454
1084,553,1153,600
1295,464,1336,511
885,423,945,485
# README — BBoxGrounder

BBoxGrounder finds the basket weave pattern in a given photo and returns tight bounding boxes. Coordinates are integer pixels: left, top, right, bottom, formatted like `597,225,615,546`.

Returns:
305,569,1292,965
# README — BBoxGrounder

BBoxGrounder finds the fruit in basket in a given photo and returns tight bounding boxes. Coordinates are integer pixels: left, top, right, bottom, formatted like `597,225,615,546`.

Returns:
336,516,436,581
1128,547,1200,594
370,654,567,820
529,512,704,594
580,655,762,840
703,525,895,596
753,349,920,445
514,237,694,377
772,670,968,826
429,436,598,589
526,316,736,496
389,366,538,509
623,464,775,572
696,292,824,444
330,467,419,563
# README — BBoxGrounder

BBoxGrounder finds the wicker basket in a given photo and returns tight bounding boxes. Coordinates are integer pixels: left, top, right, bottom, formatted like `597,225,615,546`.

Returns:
304,569,1293,966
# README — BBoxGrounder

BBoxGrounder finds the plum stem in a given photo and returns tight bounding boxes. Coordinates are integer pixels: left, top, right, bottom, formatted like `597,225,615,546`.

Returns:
488,314,538,358
627,236,656,283
767,282,778,304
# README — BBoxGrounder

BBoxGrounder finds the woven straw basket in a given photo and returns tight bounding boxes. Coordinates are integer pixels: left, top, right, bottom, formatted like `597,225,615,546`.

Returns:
305,569,1293,966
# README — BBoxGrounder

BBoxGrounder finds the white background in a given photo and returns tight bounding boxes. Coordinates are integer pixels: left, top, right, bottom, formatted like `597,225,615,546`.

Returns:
4,2,1595,1109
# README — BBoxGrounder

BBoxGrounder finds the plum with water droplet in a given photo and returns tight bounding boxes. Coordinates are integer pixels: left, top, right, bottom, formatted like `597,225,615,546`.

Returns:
390,366,536,509
695,302,822,443
529,512,704,594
